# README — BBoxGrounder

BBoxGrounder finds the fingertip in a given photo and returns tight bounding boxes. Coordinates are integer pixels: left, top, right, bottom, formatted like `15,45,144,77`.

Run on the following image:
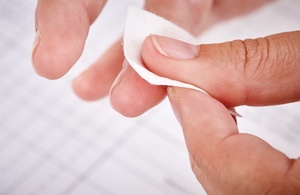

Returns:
33,0,99,79
109,65,167,117
141,35,196,84
141,35,158,63
31,32,84,80
141,35,175,79
72,73,108,101
32,54,75,80
141,35,159,63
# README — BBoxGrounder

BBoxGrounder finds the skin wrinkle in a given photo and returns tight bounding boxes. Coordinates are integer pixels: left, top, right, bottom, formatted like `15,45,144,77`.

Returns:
252,39,265,80
209,36,290,107
224,39,250,106
253,36,297,99
264,37,282,81
258,37,272,75
264,37,272,70
244,39,261,76
249,36,300,105
241,38,268,105
229,41,246,72
280,34,299,75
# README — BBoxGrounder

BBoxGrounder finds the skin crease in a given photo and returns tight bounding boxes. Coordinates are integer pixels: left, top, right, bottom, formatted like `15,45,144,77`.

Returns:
31,0,300,194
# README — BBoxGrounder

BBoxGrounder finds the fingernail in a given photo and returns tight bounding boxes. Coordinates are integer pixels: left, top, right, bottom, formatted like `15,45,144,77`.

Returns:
151,34,200,60
167,87,182,125
31,30,41,76
111,60,128,90
109,60,128,108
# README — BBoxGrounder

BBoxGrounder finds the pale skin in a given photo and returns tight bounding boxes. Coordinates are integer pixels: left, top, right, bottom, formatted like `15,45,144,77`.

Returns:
32,0,300,194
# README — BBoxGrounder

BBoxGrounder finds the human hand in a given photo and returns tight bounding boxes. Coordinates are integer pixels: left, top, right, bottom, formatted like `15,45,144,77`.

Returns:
31,0,271,116
139,32,300,193
31,0,209,100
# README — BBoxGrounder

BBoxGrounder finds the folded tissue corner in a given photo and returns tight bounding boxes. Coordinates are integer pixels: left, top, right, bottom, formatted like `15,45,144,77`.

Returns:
124,6,240,116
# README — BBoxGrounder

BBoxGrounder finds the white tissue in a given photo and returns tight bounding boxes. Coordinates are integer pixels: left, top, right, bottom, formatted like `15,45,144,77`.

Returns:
123,6,206,94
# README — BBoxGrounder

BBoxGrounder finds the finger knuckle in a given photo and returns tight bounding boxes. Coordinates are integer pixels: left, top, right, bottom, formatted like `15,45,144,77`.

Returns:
233,38,272,105
242,38,271,78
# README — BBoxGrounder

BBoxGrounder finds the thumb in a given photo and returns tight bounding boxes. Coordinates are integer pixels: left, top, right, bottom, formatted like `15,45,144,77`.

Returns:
141,32,300,107
167,86,300,194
